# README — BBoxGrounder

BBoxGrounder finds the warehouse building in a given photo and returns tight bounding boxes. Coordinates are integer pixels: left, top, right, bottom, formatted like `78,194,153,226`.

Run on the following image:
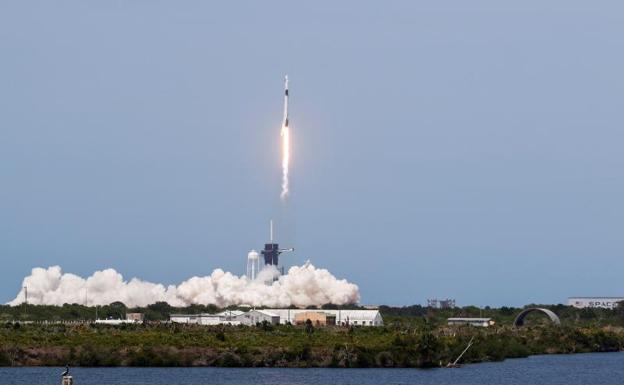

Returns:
568,297,624,309
169,309,383,327
264,309,383,326
170,310,244,325
447,317,494,327
95,313,145,325
236,309,280,326
294,311,336,326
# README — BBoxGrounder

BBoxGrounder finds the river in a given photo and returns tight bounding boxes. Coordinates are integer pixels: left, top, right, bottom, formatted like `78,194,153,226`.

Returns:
1,352,622,385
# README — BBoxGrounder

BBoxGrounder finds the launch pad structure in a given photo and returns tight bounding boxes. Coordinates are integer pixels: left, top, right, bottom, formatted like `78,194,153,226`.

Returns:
246,220,293,279
261,220,294,275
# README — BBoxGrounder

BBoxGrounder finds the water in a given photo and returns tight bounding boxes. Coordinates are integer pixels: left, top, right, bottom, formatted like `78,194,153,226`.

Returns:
1,352,623,385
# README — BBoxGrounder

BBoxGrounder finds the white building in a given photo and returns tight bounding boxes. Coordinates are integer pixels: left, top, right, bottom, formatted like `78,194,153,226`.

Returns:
447,318,494,327
169,314,215,325
95,319,137,325
170,310,245,325
568,297,624,309
236,310,280,326
95,313,145,325
216,310,246,318
264,309,383,326
169,309,384,327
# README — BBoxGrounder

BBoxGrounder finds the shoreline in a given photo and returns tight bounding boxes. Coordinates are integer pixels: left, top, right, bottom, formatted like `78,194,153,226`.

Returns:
1,323,622,368
2,351,624,369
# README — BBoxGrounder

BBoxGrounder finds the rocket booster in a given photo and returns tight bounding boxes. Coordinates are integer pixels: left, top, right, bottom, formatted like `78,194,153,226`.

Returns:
280,75,291,200
282,75,289,128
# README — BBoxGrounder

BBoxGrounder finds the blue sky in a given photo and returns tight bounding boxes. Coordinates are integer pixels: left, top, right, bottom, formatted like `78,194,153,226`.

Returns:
1,1,623,306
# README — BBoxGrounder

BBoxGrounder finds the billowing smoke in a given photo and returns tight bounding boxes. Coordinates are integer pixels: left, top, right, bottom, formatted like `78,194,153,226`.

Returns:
8,262,360,308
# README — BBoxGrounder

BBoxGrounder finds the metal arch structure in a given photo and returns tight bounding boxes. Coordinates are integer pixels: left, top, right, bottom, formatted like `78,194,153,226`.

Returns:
513,308,561,327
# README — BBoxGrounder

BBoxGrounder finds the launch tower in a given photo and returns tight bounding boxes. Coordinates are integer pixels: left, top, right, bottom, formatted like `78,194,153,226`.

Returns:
261,220,294,274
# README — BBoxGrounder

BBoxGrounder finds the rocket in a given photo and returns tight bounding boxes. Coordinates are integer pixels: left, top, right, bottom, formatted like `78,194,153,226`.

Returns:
282,75,289,129
279,75,291,200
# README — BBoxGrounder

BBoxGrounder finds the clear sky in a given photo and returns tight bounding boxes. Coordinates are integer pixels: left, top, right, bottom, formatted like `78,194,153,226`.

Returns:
1,1,622,307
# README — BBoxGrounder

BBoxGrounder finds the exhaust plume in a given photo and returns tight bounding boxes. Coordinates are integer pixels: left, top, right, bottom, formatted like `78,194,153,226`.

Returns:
8,262,360,308
280,123,290,200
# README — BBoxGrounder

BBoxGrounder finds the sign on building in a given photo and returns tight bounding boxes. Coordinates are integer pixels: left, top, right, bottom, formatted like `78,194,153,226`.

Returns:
568,297,624,309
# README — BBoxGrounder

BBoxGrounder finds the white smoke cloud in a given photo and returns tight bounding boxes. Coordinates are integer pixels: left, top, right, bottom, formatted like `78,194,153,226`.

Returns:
8,262,360,308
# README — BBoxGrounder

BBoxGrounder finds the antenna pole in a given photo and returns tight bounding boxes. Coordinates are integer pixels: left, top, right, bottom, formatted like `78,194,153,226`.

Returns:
24,286,27,305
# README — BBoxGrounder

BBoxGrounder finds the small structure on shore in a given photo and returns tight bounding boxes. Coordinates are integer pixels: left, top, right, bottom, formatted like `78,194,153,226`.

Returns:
61,365,73,385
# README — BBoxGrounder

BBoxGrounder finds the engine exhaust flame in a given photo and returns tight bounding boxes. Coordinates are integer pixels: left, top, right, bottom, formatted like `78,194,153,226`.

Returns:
280,124,290,200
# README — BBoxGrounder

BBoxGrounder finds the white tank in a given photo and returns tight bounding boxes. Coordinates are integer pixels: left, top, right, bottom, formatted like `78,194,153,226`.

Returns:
246,250,260,280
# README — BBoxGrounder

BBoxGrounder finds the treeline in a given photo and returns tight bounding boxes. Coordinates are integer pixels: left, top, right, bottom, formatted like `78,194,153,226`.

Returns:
2,302,623,328
0,302,222,322
380,303,624,328
0,302,364,323
0,322,622,367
